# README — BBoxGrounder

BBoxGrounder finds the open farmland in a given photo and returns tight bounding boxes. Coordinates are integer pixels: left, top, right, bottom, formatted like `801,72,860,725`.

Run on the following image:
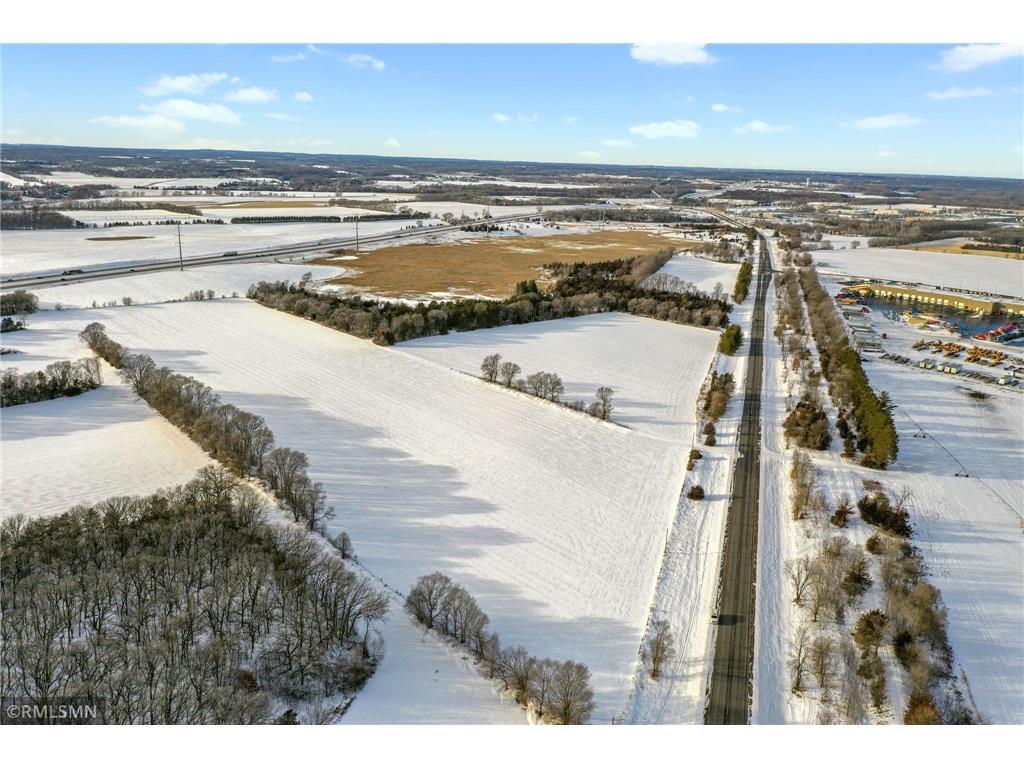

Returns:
652,252,741,296
899,241,1023,260
1,219,438,276
30,262,349,308
19,300,718,720
320,229,701,299
1,324,211,518
811,246,1024,298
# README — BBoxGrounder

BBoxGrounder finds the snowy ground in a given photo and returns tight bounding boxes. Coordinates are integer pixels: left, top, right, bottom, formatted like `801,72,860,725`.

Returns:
63,209,205,225
811,246,1024,299
1,325,211,519
1,219,438,276
652,252,741,297
197,204,389,221
19,302,717,722
343,595,526,724
30,262,349,309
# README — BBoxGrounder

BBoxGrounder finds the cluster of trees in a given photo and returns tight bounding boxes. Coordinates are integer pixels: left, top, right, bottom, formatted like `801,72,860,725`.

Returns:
700,370,735,447
1,290,39,316
0,207,84,230
548,208,723,225
857,490,912,537
718,324,743,355
1,317,26,333
460,223,504,232
865,514,974,724
248,253,732,347
479,353,614,420
80,322,332,532
405,573,594,724
798,267,897,468
1,358,101,407
97,218,222,228
0,467,389,723
783,396,832,450
732,259,754,303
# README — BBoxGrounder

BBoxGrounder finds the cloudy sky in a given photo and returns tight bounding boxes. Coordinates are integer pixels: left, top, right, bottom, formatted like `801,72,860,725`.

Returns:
2,43,1022,177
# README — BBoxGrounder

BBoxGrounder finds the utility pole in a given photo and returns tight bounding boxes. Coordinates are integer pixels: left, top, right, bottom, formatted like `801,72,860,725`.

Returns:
355,214,360,254
176,222,184,271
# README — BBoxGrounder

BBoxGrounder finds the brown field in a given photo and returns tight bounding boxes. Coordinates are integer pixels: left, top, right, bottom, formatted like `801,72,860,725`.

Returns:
316,229,700,298
900,242,1024,260
85,235,154,241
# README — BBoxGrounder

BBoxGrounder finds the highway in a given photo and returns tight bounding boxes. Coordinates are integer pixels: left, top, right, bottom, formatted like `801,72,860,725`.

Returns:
704,230,773,725
1,212,540,291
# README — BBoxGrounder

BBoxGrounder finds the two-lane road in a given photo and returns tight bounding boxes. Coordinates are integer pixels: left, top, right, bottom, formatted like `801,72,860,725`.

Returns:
705,231,773,725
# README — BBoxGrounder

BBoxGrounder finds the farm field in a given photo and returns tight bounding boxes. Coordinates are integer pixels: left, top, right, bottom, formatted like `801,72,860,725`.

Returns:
899,240,1023,260
64,209,205,225
30,262,349,308
1,321,212,519
811,246,1024,298
18,301,717,721
652,252,741,296
1,219,437,276
319,229,701,299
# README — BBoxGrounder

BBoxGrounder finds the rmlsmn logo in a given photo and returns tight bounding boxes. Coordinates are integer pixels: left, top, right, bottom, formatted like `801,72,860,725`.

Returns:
2,698,104,725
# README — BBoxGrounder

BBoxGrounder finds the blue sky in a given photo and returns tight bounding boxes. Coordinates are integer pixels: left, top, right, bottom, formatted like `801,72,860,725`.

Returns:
2,44,1022,178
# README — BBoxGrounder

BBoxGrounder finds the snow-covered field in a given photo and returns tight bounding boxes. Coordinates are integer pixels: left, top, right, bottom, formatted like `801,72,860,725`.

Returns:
19,302,717,721
30,262,349,309
653,252,741,297
22,172,170,187
1,324,211,519
1,220,437,276
63,209,204,225
812,247,1024,298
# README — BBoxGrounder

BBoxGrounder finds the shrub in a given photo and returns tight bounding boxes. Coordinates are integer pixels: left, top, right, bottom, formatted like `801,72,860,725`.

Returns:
687,448,702,470
858,492,911,538
687,484,705,500
904,692,942,725
830,497,852,528
718,324,743,355
783,399,832,450
865,533,884,555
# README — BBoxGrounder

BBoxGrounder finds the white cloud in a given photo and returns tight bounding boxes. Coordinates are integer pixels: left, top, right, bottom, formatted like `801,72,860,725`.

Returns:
226,86,278,104
265,112,300,122
492,112,537,123
710,103,741,113
143,99,242,125
579,151,602,160
629,119,701,139
346,53,385,71
293,91,314,102
140,72,229,97
934,44,1024,72
630,44,716,66
927,85,992,100
89,113,186,133
271,51,307,63
733,119,790,134
843,112,922,130
384,137,401,148
601,138,634,148
565,116,578,124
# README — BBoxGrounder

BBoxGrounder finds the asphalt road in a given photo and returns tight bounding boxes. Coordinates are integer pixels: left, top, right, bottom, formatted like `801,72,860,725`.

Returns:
705,232,773,725
1,212,540,291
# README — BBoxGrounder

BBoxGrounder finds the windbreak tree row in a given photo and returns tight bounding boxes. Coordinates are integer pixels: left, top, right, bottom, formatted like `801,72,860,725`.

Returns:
248,252,732,346
80,322,333,532
1,358,101,407
406,572,595,724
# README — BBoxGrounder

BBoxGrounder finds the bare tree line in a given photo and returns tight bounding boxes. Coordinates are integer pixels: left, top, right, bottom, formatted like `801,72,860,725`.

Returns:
80,322,333,533
1,358,101,407
406,573,595,724
479,353,614,421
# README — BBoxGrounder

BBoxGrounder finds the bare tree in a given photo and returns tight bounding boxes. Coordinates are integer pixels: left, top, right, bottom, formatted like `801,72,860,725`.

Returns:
530,658,560,720
789,624,810,693
500,646,536,705
787,557,813,606
498,361,521,387
405,572,452,630
118,352,156,395
480,354,501,383
811,634,836,690
591,386,614,421
550,661,594,724
646,619,675,680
